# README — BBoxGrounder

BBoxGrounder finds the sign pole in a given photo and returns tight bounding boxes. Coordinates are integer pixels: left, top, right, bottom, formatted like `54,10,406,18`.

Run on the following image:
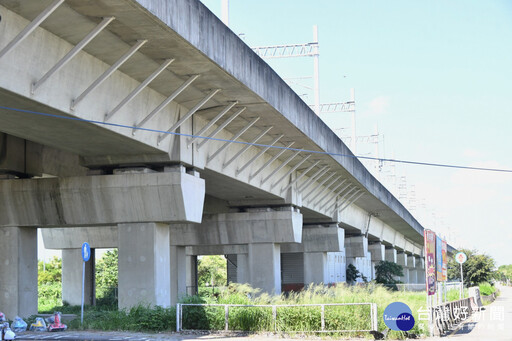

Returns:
81,260,85,325
460,262,464,299
81,242,91,326
455,251,466,300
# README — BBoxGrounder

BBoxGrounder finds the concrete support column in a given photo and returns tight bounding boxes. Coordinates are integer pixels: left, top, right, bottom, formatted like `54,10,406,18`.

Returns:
397,252,408,283
416,257,426,284
62,248,95,306
0,227,37,319
186,255,198,295
304,252,328,285
227,254,249,285
406,256,417,284
170,246,187,305
118,222,171,309
248,243,281,294
237,253,249,284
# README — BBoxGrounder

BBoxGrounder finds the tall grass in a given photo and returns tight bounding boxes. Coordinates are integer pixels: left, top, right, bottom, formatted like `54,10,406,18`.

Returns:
179,283,429,338
39,283,435,338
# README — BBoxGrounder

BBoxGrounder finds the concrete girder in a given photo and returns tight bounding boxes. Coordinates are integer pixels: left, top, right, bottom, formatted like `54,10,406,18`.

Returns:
33,16,116,94
186,244,248,256
338,204,424,256
134,74,200,132
169,208,303,246
107,58,175,122
281,225,344,253
73,39,149,111
188,101,238,146
0,0,65,60
0,171,204,227
42,226,117,249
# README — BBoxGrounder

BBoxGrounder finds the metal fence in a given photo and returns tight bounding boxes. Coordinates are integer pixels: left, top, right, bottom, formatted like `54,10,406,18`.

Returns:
176,302,378,334
383,283,426,292
382,282,463,293
431,297,477,336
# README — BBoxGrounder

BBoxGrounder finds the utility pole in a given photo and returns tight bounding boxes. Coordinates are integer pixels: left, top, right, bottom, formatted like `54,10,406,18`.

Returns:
221,0,229,26
252,26,320,114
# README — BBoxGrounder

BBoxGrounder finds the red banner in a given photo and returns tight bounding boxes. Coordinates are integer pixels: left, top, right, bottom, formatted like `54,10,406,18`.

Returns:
424,229,436,295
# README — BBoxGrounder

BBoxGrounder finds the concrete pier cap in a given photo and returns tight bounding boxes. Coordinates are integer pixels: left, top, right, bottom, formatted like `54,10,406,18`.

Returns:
169,207,303,245
0,171,205,226
281,224,344,253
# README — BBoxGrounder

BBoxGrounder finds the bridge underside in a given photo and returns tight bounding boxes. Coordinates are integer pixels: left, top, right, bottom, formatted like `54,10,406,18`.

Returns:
0,0,428,319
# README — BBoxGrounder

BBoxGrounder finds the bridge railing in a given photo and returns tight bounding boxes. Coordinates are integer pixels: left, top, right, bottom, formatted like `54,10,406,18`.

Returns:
176,302,378,334
431,297,477,336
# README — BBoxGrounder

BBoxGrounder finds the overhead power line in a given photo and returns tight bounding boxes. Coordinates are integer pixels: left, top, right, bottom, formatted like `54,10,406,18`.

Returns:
1,104,512,173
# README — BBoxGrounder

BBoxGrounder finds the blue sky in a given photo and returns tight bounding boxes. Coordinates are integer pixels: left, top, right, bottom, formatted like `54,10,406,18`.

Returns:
201,0,512,266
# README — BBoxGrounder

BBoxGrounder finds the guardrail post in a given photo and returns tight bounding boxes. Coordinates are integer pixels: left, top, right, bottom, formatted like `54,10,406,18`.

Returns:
176,304,180,332
372,303,378,331
321,305,325,331
273,305,277,331
225,305,229,331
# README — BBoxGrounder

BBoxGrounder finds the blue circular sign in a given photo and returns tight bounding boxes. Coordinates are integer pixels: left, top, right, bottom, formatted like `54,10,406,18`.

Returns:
82,242,91,262
383,302,415,331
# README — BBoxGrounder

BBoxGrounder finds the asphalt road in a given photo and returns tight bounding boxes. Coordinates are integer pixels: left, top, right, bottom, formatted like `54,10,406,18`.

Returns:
429,285,512,341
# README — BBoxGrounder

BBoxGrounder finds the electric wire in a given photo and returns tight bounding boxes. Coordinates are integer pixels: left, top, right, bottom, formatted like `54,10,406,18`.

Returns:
1,104,511,174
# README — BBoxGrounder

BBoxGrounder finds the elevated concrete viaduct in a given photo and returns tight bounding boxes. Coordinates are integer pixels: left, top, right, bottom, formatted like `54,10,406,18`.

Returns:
0,0,434,318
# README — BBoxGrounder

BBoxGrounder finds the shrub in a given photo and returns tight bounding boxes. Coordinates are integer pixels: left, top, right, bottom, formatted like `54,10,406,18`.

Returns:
478,282,496,296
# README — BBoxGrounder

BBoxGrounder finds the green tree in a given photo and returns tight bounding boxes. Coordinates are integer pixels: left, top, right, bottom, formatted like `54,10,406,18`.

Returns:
447,249,495,286
346,264,361,284
375,260,404,285
197,255,227,287
96,249,118,302
498,265,512,279
38,256,62,285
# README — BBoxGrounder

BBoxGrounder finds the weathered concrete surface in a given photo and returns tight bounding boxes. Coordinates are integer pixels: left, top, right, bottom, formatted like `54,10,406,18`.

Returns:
62,248,95,306
42,226,118,249
0,227,37,319
118,223,171,309
0,0,427,248
397,252,408,267
304,252,329,284
169,209,302,245
0,172,205,226
368,242,385,261
248,243,281,295
344,235,368,258
169,246,187,305
134,0,426,244
281,225,344,253
385,248,397,263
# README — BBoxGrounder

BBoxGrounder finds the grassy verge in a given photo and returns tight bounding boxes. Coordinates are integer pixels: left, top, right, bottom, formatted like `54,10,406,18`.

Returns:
478,282,496,296
36,283,432,339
